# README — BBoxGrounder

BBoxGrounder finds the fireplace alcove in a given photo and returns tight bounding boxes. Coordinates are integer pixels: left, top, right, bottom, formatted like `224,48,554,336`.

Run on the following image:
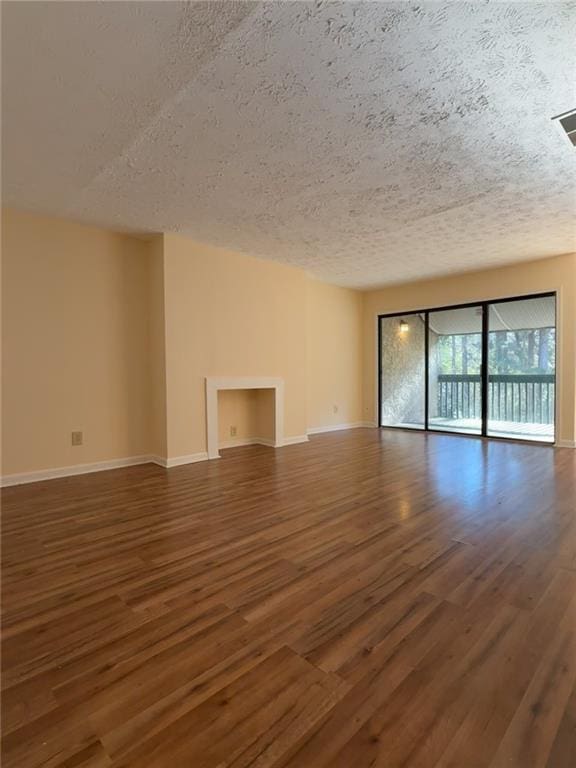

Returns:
205,377,284,459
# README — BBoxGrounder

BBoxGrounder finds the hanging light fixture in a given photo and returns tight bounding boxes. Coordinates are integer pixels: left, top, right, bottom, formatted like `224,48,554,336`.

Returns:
399,319,410,333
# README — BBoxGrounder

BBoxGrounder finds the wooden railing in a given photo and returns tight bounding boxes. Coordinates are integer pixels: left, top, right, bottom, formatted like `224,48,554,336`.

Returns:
437,374,555,424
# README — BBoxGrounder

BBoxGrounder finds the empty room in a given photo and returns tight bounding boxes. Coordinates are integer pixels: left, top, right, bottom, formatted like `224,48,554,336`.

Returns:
1,2,575,767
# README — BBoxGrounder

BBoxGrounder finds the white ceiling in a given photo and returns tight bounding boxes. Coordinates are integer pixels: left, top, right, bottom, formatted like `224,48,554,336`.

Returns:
2,1,575,288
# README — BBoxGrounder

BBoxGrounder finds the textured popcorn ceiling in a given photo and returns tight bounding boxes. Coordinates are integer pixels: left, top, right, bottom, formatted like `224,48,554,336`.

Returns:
2,1,575,288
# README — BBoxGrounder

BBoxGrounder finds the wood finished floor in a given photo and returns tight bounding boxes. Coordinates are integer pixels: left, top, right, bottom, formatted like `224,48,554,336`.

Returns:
2,429,575,768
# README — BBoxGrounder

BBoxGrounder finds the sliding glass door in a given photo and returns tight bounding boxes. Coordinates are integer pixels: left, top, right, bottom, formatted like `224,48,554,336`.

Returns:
378,292,556,443
428,306,483,435
379,313,425,429
487,295,556,442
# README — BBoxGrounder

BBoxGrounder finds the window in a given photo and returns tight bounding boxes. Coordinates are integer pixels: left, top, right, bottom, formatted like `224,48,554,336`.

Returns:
378,293,556,443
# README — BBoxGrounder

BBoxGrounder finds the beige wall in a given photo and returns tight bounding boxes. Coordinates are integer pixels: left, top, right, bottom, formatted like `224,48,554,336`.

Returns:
306,279,364,430
363,253,576,445
2,212,365,476
213,278,364,448
160,233,308,459
147,234,167,459
1,209,152,474
2,208,574,478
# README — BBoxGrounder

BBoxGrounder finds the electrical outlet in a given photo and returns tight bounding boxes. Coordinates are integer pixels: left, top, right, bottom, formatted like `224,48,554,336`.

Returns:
333,404,339,414
230,426,237,437
71,431,83,446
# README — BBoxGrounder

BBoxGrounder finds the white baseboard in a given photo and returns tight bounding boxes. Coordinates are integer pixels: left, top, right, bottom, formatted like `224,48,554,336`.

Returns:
259,438,279,448
152,452,209,468
215,435,307,457
1,426,378,486
557,440,576,448
219,436,309,448
281,435,309,446
307,422,375,435
1,455,153,487
218,437,276,450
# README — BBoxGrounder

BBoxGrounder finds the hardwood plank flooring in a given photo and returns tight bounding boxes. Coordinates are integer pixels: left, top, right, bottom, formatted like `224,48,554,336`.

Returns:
2,429,575,767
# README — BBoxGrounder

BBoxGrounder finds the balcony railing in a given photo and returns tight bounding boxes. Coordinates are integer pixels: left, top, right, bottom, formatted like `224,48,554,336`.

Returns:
437,374,555,424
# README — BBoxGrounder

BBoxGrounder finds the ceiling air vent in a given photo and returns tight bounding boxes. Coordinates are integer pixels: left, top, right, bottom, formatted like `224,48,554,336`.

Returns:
552,108,576,146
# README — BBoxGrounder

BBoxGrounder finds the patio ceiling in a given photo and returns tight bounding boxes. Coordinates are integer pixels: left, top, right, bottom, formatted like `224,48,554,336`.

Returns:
425,296,555,335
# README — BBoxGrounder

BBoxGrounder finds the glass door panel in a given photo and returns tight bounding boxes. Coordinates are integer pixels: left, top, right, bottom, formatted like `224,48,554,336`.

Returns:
488,296,555,442
428,306,483,435
379,314,425,429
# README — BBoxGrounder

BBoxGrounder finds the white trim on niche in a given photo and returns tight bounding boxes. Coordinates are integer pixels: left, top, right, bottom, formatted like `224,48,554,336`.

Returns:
206,376,285,460
1,455,152,487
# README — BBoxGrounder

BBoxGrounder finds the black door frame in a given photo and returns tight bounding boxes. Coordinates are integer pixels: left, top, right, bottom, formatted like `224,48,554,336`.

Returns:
377,291,557,445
